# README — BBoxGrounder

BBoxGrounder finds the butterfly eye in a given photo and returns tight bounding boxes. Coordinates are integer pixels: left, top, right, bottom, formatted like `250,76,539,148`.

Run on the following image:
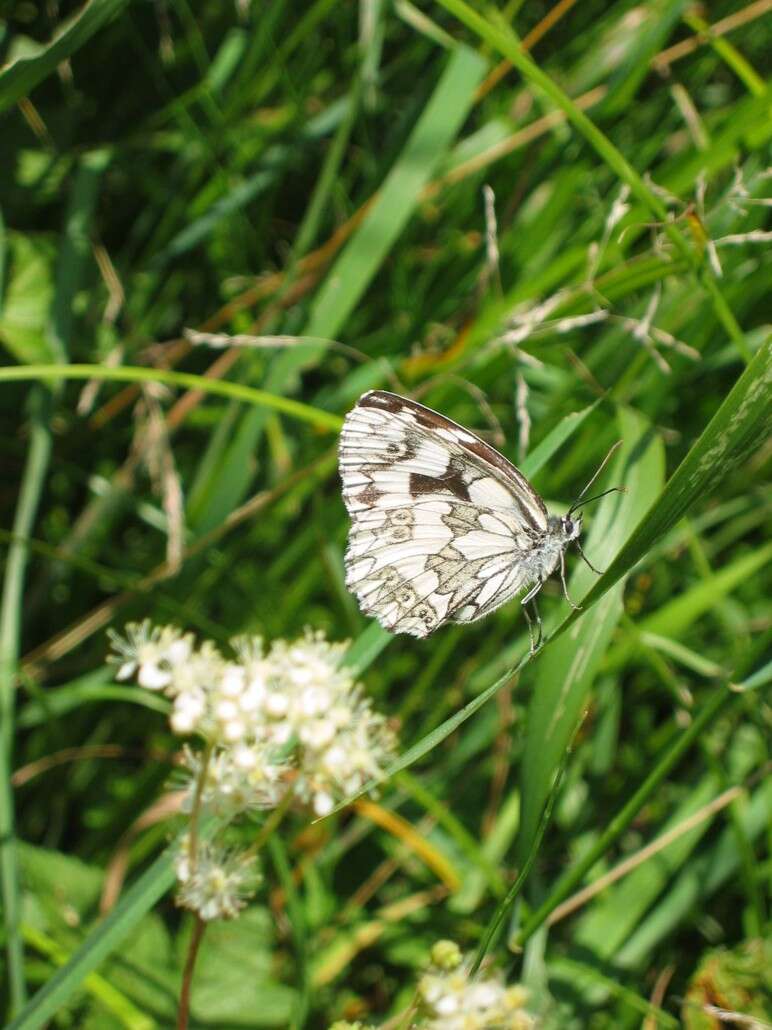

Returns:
396,588,414,605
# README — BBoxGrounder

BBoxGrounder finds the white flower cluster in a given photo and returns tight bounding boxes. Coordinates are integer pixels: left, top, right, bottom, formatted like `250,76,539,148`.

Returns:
174,838,259,921
417,940,536,1030
108,622,396,818
180,744,288,817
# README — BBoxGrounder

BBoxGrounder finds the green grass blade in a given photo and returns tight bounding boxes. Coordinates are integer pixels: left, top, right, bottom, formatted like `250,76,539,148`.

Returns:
396,770,506,898
571,339,772,623
432,0,751,362
520,402,599,479
549,956,679,1027
514,662,768,947
0,391,53,1014
0,0,130,113
0,364,343,431
601,0,690,115
304,45,487,338
16,668,170,729
6,850,176,1030
190,45,487,531
340,621,391,678
515,406,664,863
268,837,310,1030
0,150,110,1014
20,925,154,1030
615,779,772,969
606,542,772,671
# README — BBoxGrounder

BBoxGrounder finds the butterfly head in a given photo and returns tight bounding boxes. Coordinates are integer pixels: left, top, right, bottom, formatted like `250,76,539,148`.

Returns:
560,513,582,542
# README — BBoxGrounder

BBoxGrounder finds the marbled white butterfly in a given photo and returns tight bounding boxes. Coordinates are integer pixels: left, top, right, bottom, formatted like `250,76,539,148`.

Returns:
339,391,618,645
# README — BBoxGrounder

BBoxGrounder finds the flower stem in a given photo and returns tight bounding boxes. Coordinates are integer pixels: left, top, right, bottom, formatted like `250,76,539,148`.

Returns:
177,914,206,1030
188,743,213,866
247,786,296,859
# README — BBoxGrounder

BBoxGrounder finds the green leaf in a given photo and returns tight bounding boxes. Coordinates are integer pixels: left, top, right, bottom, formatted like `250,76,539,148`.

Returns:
0,235,56,365
19,843,172,1029
184,908,296,1027
7,850,176,1030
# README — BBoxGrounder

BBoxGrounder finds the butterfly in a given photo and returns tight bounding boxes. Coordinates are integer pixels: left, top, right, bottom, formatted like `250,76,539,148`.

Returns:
339,390,619,647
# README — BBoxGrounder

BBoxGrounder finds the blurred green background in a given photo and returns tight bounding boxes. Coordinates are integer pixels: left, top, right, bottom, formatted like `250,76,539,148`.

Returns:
1,0,770,1027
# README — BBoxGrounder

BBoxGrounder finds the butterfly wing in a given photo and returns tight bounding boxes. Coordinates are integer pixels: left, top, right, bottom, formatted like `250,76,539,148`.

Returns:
339,391,549,637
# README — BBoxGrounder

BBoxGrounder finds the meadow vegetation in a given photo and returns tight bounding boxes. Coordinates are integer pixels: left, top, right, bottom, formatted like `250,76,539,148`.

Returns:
0,0,770,1027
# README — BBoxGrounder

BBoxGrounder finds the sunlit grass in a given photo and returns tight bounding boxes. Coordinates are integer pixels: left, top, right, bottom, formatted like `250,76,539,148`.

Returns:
1,1,770,1027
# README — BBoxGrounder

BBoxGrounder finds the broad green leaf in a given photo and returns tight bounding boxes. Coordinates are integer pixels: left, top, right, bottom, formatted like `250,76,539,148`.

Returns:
183,908,296,1027
19,843,173,1029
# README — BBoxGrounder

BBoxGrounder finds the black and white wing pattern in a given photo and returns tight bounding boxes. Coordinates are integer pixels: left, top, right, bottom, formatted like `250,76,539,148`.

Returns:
339,390,551,638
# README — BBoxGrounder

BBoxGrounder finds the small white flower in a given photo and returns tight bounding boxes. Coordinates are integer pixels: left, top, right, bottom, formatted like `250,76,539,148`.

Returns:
265,692,289,717
181,744,288,817
417,942,536,1030
313,792,335,817
233,744,257,770
108,621,193,689
174,839,259,921
223,719,245,743
220,665,245,697
170,691,206,735
215,699,239,722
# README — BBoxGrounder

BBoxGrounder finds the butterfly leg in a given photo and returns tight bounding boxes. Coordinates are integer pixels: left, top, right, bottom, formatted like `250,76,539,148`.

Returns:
522,599,543,653
559,550,582,611
576,540,604,576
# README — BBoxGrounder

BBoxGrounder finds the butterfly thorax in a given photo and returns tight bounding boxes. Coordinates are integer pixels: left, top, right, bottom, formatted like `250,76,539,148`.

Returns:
513,513,579,584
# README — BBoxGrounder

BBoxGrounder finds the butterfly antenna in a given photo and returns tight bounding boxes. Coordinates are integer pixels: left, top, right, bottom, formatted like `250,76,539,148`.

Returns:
569,441,624,516
571,485,627,514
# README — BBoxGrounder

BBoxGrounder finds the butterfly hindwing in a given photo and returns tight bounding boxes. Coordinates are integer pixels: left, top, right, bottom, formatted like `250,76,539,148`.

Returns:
339,391,548,637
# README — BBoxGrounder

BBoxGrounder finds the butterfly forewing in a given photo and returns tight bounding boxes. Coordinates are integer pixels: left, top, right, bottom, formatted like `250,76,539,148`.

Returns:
339,391,550,638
